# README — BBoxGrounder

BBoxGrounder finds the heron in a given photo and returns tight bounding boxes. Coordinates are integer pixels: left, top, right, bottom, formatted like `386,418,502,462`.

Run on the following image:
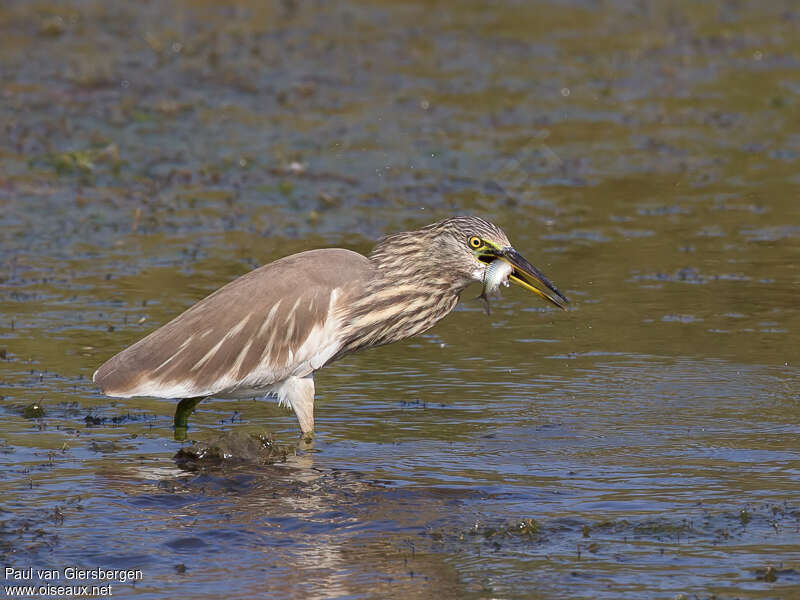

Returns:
93,216,568,441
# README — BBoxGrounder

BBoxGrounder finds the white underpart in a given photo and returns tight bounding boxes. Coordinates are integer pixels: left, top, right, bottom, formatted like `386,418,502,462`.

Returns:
274,374,315,433
130,379,203,400
471,263,486,282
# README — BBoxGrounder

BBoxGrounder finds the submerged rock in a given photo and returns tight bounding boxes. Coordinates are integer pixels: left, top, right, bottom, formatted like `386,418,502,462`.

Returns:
174,431,294,470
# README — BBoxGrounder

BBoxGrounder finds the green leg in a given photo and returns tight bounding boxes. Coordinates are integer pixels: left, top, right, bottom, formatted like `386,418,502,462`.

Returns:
173,396,205,441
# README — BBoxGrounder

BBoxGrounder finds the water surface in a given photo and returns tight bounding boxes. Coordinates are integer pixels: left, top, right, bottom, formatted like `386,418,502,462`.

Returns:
1,1,799,598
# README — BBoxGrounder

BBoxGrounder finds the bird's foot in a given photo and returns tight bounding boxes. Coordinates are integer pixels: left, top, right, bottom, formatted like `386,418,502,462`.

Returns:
297,431,314,451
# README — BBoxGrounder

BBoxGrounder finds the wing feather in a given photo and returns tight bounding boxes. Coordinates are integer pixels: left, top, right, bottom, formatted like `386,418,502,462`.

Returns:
93,248,372,399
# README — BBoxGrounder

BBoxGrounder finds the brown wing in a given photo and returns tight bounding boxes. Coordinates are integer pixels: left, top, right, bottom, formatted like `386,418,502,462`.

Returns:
93,248,373,399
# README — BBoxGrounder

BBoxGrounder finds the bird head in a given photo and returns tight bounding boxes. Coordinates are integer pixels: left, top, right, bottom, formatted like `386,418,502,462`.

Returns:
425,216,569,309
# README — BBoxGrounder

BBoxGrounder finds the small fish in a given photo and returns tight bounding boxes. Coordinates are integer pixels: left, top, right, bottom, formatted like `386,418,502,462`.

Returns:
477,259,513,315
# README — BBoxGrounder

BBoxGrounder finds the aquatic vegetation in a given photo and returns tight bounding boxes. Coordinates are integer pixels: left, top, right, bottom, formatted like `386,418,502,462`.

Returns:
174,431,294,470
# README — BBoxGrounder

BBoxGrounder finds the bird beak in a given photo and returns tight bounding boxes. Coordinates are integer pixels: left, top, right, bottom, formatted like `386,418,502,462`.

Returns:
495,248,569,310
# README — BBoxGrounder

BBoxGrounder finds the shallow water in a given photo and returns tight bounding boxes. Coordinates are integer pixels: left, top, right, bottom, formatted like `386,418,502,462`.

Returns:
1,0,799,598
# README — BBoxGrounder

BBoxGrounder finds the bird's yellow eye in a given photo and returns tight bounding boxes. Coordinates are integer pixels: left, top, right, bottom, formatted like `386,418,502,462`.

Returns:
468,236,482,249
